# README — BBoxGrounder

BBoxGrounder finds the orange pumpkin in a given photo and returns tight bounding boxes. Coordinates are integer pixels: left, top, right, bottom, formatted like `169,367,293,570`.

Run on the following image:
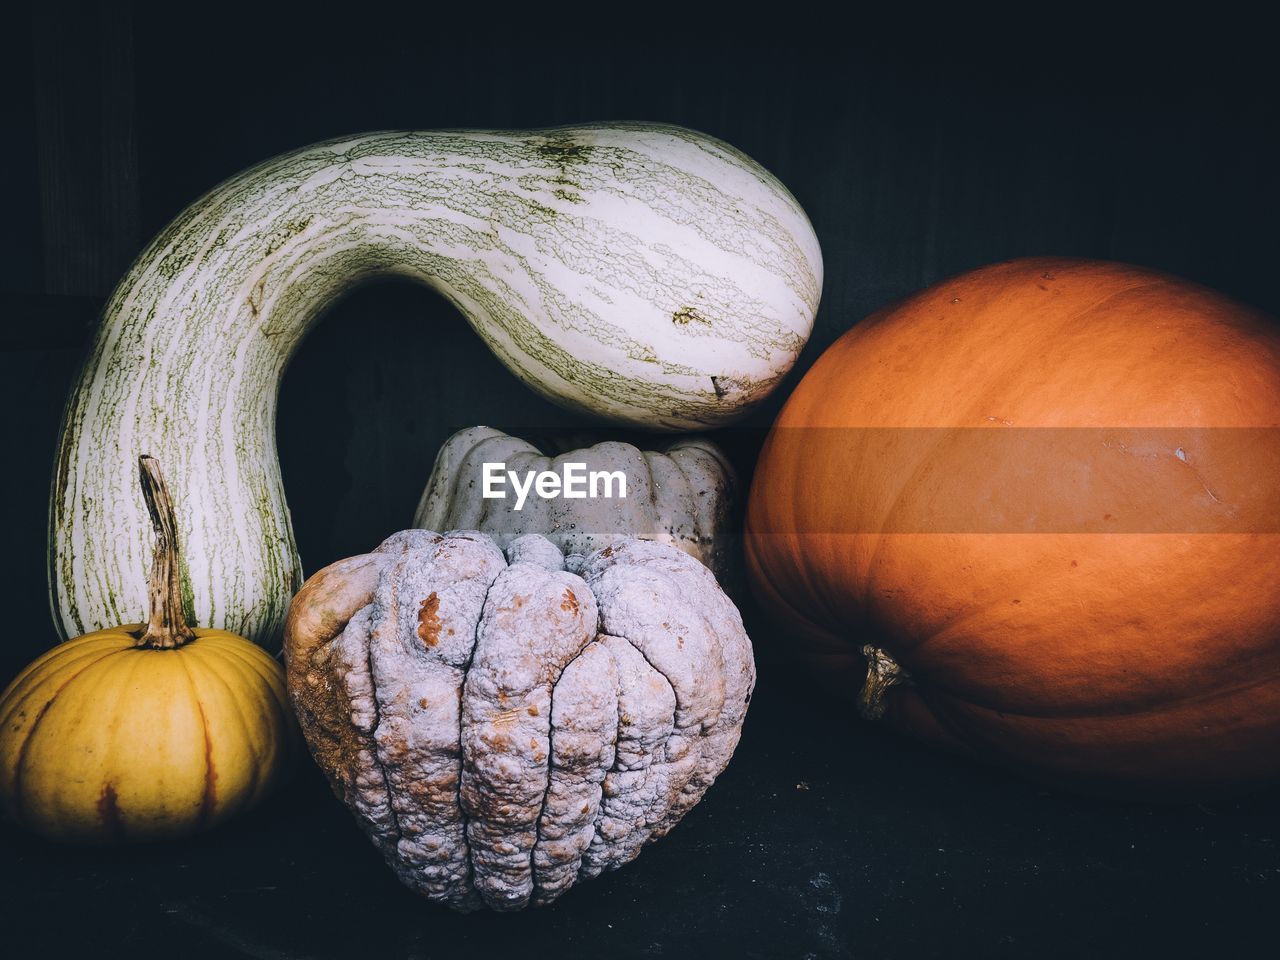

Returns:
745,257,1280,796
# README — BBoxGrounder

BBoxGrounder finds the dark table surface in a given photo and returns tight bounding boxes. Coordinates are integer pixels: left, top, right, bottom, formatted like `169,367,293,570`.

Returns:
3,655,1275,960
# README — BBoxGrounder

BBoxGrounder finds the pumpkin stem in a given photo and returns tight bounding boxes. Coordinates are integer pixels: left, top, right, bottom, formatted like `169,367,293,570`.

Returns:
857,644,910,721
135,455,196,649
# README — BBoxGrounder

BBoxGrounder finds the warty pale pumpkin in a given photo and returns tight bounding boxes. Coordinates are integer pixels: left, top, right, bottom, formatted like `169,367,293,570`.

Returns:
745,257,1280,796
0,457,293,842
415,426,737,585
285,529,754,910
50,124,822,649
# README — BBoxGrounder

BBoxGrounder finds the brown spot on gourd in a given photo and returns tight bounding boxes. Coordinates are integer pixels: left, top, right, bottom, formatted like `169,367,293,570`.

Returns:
673,306,708,326
417,593,442,646
97,782,123,836
379,734,409,761
527,704,539,716
537,138,591,165
561,589,579,615
247,275,267,318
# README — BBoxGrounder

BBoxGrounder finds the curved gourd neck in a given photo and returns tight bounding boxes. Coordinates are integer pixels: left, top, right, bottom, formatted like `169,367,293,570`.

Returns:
50,125,822,649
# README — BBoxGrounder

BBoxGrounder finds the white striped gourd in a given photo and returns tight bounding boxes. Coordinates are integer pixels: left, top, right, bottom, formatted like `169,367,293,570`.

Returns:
50,123,822,647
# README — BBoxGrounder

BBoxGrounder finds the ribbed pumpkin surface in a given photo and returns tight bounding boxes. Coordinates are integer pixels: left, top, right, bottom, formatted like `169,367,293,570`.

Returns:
0,627,292,841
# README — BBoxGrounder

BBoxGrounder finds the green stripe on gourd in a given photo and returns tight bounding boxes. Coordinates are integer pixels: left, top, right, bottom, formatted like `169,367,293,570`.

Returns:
50,123,822,648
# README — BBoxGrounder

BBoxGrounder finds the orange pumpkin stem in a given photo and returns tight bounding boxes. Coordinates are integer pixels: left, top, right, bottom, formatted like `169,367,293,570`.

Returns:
857,644,910,721
135,455,196,649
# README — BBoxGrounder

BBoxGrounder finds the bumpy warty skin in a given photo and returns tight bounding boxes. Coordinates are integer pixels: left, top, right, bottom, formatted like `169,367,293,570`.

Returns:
284,530,755,911
413,427,738,586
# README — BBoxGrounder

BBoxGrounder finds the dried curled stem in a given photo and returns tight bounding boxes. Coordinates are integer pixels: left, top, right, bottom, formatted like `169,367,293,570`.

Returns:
857,643,910,721
135,455,196,649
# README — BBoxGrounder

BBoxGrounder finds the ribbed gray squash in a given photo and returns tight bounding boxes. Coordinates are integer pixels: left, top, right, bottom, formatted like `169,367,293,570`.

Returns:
414,426,737,585
284,530,754,911
49,124,822,647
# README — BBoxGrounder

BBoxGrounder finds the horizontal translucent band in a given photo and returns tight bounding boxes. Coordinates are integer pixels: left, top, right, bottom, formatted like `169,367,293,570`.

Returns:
747,427,1280,534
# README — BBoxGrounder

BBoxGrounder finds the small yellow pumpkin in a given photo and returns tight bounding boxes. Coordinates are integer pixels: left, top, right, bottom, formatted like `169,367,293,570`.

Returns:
0,457,294,842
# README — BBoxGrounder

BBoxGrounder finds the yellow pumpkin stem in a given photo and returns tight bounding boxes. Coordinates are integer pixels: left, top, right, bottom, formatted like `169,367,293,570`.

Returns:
135,455,196,649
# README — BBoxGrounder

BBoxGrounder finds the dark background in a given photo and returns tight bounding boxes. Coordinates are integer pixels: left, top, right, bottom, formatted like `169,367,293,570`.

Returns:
2,5,1278,957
